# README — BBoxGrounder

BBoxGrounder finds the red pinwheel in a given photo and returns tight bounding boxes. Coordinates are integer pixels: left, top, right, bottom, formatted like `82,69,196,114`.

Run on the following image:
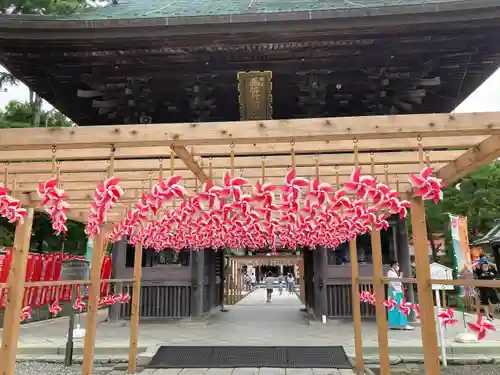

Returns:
467,314,496,341
398,298,413,316
0,187,27,223
117,292,131,304
85,177,124,237
282,168,309,201
413,304,421,319
37,177,69,235
383,297,398,311
308,179,333,205
437,308,458,328
408,167,445,204
344,167,377,199
48,301,62,318
73,298,86,313
198,179,222,208
220,172,247,202
253,181,276,206
20,306,32,322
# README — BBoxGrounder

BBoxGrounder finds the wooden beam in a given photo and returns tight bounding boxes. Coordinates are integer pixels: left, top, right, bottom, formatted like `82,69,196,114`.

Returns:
0,208,35,375
0,136,484,162
171,145,208,183
1,151,460,175
0,113,498,150
437,135,500,185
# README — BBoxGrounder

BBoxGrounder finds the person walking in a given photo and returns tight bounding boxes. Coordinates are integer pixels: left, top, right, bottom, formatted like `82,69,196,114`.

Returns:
474,259,499,321
387,260,413,330
278,274,284,296
286,273,295,295
265,272,275,303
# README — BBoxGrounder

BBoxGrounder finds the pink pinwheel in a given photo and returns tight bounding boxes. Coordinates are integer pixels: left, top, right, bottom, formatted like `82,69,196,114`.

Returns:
117,292,131,304
438,308,458,328
398,298,413,316
85,177,124,236
0,187,27,223
48,301,62,317
408,167,445,204
360,291,372,303
37,177,69,235
308,179,333,205
73,298,86,313
383,297,398,311
20,306,32,322
252,181,276,206
220,172,247,202
344,167,377,199
282,168,309,201
413,304,421,319
467,314,496,341
198,179,222,208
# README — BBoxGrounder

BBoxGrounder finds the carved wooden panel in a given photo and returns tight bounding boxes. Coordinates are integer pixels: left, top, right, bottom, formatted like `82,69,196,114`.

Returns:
237,71,273,120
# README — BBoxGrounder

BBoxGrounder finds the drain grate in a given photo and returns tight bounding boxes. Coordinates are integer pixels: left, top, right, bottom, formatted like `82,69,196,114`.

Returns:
147,345,351,369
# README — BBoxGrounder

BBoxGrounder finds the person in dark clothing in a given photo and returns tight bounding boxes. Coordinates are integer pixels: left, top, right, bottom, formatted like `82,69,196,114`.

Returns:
474,259,499,321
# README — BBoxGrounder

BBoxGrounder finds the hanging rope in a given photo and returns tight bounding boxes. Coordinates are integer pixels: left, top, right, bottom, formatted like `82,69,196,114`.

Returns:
417,135,424,168
384,164,389,186
335,165,340,190
425,150,431,169
159,158,164,181
11,173,16,195
51,145,57,177
230,143,235,176
261,156,266,182
315,155,320,181
353,139,359,167
396,174,400,193
209,157,213,180
108,145,116,176
170,150,176,208
4,162,9,187
290,141,296,168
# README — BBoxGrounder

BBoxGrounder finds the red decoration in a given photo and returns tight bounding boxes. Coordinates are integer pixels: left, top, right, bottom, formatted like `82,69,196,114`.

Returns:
86,177,124,237
37,177,69,235
73,298,86,312
20,306,32,322
0,186,27,223
437,308,458,328
383,297,398,311
467,314,496,341
408,167,445,204
398,298,413,316
48,301,62,317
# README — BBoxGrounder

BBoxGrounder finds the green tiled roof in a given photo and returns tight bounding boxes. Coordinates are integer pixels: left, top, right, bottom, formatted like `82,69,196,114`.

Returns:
65,0,458,20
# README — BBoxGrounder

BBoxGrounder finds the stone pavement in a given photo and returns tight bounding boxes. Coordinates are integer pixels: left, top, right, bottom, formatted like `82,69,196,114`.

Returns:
2,288,500,364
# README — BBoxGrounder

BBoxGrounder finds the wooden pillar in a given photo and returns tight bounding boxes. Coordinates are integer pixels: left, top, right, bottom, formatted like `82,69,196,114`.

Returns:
208,249,216,309
396,218,416,322
313,246,328,319
190,249,205,318
127,243,143,373
370,229,390,375
298,255,305,303
410,197,441,375
0,208,34,375
82,233,105,375
349,239,364,375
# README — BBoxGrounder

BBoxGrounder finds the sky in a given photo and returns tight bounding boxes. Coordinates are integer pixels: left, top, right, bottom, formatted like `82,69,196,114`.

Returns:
2,65,500,115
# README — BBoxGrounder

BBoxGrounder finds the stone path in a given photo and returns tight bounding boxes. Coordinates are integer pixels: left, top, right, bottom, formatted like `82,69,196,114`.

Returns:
3,288,500,362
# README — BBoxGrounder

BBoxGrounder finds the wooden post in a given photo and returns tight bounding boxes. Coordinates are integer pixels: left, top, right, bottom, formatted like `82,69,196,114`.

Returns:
128,243,143,373
410,197,441,375
0,208,34,375
82,233,104,375
349,239,364,375
370,229,390,375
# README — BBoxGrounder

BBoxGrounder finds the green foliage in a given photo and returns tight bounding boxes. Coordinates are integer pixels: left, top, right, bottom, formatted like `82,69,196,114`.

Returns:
425,161,500,244
0,100,73,128
0,0,84,15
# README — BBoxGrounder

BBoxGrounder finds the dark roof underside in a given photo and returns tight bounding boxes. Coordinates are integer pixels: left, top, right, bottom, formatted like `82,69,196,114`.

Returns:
1,2,500,125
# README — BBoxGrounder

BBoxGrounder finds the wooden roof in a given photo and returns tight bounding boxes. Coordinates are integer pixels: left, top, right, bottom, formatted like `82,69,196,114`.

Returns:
1,112,500,224
1,2,500,126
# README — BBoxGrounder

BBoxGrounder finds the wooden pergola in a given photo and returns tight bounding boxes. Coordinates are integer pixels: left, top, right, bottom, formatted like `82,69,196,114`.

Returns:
2,111,500,375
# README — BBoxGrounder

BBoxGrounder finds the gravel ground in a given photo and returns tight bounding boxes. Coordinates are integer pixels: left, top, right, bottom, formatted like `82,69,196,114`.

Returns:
370,365,499,375
14,361,106,375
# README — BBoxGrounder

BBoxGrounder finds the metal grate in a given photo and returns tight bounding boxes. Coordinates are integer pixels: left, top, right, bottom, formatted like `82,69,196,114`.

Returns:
147,346,351,369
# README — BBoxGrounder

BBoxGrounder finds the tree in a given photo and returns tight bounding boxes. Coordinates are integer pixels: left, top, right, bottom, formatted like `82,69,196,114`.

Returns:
0,100,74,128
424,161,500,244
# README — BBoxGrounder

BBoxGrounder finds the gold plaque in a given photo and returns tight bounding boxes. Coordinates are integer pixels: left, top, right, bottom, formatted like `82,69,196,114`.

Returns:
237,71,273,121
